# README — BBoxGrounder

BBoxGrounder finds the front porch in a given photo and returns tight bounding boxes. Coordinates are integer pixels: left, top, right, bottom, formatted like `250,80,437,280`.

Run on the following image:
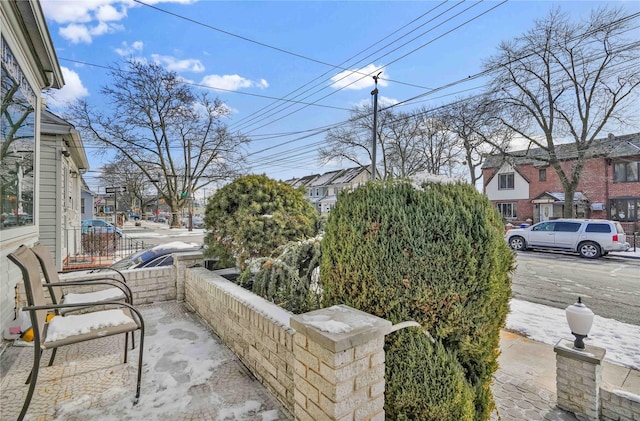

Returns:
0,301,291,420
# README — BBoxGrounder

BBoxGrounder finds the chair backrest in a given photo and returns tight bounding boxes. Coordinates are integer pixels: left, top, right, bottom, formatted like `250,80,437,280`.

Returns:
7,246,48,344
31,243,64,306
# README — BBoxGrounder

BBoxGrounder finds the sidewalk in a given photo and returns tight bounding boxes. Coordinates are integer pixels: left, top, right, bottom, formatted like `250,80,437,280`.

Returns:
493,330,640,420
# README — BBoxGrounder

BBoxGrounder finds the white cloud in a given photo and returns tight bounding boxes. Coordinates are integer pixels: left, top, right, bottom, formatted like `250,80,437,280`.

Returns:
59,24,92,44
200,74,269,92
151,54,205,73
45,67,90,108
58,21,123,44
354,95,399,109
115,40,144,56
330,64,389,90
41,0,193,43
95,4,127,22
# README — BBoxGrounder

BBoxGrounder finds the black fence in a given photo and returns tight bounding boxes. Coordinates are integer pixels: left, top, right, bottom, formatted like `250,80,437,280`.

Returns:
64,230,147,269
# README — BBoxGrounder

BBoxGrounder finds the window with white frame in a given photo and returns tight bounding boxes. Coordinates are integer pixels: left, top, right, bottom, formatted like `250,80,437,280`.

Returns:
497,202,517,219
498,173,514,190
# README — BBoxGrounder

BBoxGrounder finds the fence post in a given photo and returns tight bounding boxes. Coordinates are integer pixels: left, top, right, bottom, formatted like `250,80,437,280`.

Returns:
290,305,391,421
554,339,606,421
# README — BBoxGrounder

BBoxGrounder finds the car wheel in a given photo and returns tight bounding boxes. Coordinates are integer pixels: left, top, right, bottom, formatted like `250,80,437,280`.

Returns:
509,236,527,251
578,241,601,259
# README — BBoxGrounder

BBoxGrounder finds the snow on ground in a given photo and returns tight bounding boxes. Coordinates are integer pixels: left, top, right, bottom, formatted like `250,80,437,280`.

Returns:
507,299,640,370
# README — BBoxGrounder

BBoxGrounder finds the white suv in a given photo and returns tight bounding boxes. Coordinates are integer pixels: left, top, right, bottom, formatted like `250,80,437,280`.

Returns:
505,219,628,259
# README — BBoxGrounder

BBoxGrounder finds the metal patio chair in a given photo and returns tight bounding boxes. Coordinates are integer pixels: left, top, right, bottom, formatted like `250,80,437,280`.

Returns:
31,243,137,351
30,243,133,314
8,245,145,421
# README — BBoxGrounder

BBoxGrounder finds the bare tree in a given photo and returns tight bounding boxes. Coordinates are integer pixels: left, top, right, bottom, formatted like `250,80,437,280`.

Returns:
320,105,393,179
408,107,462,178
486,7,640,217
441,95,512,185
320,105,460,179
99,155,154,213
68,59,249,226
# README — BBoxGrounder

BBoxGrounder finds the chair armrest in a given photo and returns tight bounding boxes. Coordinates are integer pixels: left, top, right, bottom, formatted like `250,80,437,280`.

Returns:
46,280,133,303
60,267,127,284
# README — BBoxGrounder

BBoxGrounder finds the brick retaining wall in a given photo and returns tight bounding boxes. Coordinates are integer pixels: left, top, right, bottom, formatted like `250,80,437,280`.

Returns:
184,267,296,412
600,387,640,421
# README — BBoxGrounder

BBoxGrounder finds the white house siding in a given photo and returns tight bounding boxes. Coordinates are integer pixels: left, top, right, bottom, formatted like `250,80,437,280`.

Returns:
38,136,62,268
485,164,530,201
0,1,63,340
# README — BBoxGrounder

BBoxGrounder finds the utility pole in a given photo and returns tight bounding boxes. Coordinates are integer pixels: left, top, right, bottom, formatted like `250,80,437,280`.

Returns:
187,138,193,232
370,72,382,181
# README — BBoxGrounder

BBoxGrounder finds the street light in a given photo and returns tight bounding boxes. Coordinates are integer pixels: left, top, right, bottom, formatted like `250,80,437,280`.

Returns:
565,297,594,350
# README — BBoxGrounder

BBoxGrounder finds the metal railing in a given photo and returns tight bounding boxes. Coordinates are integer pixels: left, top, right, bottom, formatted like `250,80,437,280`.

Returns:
64,229,146,269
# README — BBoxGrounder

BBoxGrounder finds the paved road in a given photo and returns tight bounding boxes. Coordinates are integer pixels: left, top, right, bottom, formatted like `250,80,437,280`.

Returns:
511,251,640,325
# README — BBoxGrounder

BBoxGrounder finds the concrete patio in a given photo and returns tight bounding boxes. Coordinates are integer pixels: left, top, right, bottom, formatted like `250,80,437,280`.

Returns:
0,301,292,421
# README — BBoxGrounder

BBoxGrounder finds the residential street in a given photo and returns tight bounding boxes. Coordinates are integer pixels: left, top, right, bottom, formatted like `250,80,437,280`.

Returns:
122,222,640,326
511,251,640,325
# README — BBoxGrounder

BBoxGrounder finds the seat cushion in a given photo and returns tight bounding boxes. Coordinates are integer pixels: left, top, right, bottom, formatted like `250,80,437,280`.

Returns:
42,308,138,348
62,288,126,305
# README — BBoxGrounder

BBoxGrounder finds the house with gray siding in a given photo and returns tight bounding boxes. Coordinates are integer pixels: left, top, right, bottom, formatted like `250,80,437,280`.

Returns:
39,110,90,270
1,0,64,340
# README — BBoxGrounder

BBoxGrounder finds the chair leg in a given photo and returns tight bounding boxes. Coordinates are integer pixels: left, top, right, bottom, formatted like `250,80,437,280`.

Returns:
47,348,58,366
18,346,42,421
124,332,129,364
135,327,144,401
131,331,135,350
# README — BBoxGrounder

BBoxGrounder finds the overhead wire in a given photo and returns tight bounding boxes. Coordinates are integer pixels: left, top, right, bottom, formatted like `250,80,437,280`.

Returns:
232,1,503,135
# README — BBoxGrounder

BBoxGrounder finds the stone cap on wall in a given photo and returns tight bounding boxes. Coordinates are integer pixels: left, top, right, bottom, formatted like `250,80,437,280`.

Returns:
554,338,606,364
291,305,392,353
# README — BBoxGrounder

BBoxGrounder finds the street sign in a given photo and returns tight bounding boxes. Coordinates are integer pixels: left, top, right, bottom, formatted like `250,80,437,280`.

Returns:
105,186,127,193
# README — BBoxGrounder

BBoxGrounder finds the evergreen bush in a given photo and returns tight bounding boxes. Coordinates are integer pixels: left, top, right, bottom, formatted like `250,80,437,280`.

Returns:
203,174,318,269
241,235,323,313
385,327,474,421
320,179,513,420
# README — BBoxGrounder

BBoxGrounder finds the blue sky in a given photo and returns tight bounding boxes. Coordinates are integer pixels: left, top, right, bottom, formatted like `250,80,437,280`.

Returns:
40,0,639,193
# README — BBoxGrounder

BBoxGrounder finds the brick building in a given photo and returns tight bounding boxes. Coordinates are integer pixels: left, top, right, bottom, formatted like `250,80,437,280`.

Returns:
482,133,640,233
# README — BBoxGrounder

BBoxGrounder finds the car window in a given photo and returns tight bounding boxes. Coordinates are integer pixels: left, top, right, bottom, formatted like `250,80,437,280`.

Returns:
585,223,611,233
554,222,581,232
532,222,555,232
143,255,173,268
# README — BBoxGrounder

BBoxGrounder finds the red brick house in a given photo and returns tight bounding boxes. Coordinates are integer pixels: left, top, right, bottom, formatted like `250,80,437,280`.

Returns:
482,133,640,233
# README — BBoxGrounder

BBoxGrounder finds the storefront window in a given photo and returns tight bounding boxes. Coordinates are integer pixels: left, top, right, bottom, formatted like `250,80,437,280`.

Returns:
1,38,36,230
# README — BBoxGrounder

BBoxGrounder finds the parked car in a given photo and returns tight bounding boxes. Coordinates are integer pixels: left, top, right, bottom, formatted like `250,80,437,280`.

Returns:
81,219,123,237
129,213,141,220
110,241,202,270
505,219,628,259
2,213,32,227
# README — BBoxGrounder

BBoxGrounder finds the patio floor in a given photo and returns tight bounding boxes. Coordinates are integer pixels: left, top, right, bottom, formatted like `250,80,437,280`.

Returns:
0,301,292,420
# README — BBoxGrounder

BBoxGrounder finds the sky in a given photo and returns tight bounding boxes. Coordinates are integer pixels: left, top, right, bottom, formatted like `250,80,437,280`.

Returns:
39,0,640,195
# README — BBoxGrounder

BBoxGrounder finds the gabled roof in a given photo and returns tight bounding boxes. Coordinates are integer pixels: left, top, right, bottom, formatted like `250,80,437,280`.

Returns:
482,132,640,169
533,191,588,203
328,166,370,185
484,162,530,187
308,169,342,187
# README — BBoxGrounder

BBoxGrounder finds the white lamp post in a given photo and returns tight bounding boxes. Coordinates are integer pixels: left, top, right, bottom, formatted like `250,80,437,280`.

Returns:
565,297,594,350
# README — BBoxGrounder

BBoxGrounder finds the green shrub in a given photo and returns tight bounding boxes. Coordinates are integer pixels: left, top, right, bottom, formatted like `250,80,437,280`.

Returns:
203,174,318,269
320,180,513,419
385,328,474,421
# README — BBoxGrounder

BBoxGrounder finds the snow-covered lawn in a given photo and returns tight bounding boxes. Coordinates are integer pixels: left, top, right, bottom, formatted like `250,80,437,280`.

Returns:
507,298,640,370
